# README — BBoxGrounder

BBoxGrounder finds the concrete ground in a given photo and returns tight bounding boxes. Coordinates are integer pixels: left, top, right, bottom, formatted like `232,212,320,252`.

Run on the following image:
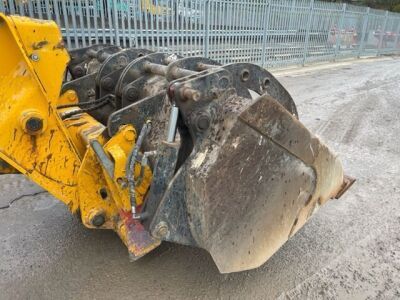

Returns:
1,57,400,300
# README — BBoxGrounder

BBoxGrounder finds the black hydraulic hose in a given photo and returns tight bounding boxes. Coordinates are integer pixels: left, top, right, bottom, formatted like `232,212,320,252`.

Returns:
57,99,105,109
126,121,151,217
58,95,114,120
57,94,114,109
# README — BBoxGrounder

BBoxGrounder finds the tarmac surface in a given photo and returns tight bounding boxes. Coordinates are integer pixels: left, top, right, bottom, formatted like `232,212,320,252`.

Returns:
1,57,399,299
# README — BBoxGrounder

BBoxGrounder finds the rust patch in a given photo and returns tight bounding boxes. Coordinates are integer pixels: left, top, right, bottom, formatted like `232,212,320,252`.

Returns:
32,40,49,50
30,135,37,153
119,211,161,260
335,175,356,199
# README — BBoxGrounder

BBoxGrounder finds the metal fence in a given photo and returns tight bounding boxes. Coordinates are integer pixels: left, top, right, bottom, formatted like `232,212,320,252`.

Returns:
2,0,400,68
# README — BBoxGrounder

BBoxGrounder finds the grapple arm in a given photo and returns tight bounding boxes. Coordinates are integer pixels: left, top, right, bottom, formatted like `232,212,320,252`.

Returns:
0,14,353,273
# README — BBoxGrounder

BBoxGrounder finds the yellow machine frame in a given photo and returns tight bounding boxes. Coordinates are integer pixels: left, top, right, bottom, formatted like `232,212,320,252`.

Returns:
0,13,158,258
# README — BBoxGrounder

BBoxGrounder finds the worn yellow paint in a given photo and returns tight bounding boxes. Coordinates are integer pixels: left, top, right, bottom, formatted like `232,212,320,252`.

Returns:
60,100,106,159
58,89,79,106
103,125,152,209
0,13,81,210
77,125,152,229
0,13,153,239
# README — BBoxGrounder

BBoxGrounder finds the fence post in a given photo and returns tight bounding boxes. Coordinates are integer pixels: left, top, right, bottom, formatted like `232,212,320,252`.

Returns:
8,0,15,14
334,3,347,61
112,0,120,47
393,17,400,52
358,7,370,58
377,10,389,56
204,0,211,58
302,0,315,66
261,1,271,68
288,0,296,31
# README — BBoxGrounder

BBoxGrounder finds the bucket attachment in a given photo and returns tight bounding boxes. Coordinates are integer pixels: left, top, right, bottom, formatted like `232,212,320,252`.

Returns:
0,13,353,273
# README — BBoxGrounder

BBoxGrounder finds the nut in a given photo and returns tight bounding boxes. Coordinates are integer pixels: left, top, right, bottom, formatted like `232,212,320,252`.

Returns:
153,222,169,239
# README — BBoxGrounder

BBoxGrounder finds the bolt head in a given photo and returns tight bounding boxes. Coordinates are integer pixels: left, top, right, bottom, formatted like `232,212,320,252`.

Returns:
72,65,85,77
194,113,211,132
26,117,43,134
125,87,139,102
30,53,40,62
117,55,128,67
117,177,128,189
65,90,78,103
219,76,230,89
153,222,169,239
123,129,135,142
192,91,201,101
87,89,96,98
197,116,210,130
101,77,114,91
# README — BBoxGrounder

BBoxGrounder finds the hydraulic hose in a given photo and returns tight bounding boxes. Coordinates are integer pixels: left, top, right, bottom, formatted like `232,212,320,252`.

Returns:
125,121,151,218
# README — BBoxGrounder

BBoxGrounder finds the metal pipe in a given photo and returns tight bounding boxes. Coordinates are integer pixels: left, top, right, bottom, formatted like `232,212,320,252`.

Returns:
144,62,196,79
169,66,197,79
87,48,98,58
91,140,114,179
144,62,168,76
196,63,218,71
98,51,112,62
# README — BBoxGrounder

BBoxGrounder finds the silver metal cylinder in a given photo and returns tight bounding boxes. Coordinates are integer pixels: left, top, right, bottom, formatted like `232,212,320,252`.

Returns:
167,105,179,143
